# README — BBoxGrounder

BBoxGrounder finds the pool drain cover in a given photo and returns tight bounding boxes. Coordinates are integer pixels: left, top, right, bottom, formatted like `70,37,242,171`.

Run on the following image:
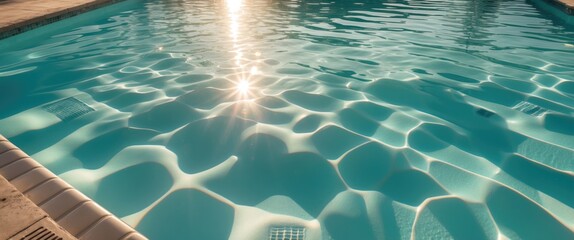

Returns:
269,226,306,240
42,97,94,121
512,101,547,116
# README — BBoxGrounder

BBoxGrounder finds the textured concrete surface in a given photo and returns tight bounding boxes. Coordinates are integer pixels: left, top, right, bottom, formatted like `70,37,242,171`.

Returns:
561,0,574,6
0,175,75,240
0,0,121,39
10,217,77,240
0,135,148,240
0,175,45,239
551,0,574,14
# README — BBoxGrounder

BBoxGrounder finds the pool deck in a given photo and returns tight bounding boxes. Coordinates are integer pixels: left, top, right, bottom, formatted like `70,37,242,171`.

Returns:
547,0,574,14
0,175,76,240
559,0,574,8
0,135,147,240
0,0,122,39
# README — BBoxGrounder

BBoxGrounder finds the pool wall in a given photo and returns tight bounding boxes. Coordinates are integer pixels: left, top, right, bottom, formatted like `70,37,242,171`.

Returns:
529,0,574,24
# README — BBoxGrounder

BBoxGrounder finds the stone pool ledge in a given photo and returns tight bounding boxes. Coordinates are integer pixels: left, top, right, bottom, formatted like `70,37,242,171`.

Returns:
0,175,76,240
0,135,147,240
546,0,574,14
0,0,123,40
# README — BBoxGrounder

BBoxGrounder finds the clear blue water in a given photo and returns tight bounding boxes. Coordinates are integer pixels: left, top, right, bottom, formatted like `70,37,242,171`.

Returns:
1,0,574,239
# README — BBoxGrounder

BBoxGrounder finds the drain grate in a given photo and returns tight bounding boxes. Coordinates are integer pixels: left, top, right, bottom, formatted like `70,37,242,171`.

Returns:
42,97,94,121
20,226,63,240
512,101,547,116
269,226,306,240
10,217,74,240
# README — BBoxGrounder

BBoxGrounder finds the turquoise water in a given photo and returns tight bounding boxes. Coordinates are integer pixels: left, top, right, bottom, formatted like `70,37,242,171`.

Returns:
1,0,574,239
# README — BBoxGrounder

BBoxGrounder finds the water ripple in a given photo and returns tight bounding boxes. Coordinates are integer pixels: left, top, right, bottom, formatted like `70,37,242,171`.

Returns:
0,0,574,239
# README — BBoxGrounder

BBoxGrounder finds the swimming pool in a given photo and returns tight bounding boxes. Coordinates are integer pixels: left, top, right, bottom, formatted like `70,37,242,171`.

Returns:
1,0,574,239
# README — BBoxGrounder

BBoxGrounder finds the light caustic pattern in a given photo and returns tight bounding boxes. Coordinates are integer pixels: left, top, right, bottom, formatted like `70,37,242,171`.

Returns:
1,0,574,239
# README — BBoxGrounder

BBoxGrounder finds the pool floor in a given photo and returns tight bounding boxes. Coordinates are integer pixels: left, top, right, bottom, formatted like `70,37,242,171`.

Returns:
1,0,574,239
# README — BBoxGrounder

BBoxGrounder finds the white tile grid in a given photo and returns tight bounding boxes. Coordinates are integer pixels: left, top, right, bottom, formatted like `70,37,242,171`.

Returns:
512,101,547,116
42,97,94,121
269,226,305,240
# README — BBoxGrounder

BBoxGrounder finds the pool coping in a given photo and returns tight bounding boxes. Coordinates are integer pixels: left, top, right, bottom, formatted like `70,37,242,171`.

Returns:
0,0,124,40
547,0,574,15
0,135,147,240
0,174,77,240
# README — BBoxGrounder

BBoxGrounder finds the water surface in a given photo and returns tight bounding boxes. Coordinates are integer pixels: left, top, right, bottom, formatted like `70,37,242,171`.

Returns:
1,0,574,239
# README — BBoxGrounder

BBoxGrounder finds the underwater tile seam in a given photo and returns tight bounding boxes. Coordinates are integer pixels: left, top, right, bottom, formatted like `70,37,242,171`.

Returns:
0,135,147,240
0,0,124,40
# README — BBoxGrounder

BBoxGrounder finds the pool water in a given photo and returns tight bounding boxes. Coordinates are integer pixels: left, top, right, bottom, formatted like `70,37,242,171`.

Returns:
1,0,574,239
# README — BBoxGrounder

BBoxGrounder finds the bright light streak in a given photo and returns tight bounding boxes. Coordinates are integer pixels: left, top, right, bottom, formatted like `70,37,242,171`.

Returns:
237,80,250,94
226,0,243,13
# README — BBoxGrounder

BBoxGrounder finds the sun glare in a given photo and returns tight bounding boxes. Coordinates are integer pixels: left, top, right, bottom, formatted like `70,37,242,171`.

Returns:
226,0,243,13
237,80,250,94
225,0,260,102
